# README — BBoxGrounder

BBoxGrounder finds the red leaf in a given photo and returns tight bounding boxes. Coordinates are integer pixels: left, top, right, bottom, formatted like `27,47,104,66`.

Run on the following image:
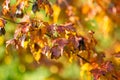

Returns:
101,61,114,72
57,25,65,33
64,23,75,31
51,45,61,59
53,38,68,48
91,69,100,80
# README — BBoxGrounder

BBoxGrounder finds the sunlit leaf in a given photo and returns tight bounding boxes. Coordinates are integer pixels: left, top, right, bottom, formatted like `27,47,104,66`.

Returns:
53,4,61,23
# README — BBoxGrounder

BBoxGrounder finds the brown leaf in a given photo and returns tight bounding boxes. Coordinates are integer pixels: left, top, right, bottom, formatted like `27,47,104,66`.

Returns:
2,0,10,15
37,0,53,16
0,18,7,27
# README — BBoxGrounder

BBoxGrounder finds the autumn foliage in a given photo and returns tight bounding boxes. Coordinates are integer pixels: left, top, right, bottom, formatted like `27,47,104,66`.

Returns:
0,0,120,80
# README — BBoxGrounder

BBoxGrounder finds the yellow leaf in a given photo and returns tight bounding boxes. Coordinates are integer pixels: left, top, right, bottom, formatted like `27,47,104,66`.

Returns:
96,13,113,38
21,41,29,49
53,4,61,23
0,36,4,46
69,55,73,63
114,43,120,53
82,5,90,15
33,49,41,63
80,63,93,80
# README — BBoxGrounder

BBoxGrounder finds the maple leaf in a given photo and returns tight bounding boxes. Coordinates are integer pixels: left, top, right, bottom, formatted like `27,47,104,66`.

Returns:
101,61,114,72
51,45,61,59
57,25,65,33
46,24,58,38
91,61,114,80
90,68,106,80
68,35,85,51
53,38,68,48
68,35,78,49
56,23,75,37
64,23,75,31
53,38,68,56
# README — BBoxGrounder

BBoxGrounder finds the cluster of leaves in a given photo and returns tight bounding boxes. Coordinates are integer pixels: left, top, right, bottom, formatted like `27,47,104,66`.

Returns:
1,0,120,80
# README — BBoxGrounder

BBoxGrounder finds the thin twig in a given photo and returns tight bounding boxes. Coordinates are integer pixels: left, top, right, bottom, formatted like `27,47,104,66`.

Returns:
77,54,90,63
112,74,118,80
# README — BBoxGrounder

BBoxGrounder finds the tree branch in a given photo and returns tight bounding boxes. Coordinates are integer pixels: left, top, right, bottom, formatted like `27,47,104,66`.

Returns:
77,54,90,63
